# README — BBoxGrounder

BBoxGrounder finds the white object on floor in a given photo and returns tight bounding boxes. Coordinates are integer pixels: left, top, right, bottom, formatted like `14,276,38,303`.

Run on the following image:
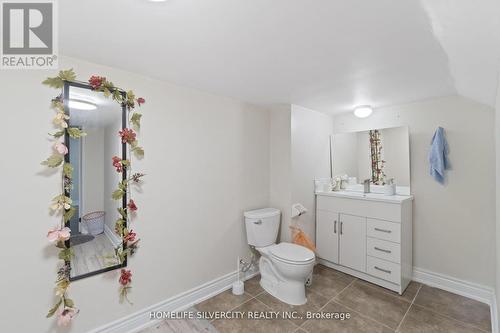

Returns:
232,280,244,295
244,208,315,305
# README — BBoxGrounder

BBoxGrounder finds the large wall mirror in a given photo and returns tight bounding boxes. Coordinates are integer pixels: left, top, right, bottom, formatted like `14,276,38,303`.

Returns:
64,82,127,280
331,126,410,194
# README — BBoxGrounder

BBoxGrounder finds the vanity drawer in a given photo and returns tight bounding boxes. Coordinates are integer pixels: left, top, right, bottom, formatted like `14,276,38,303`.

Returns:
367,256,401,285
316,195,402,222
367,237,400,264
367,218,401,243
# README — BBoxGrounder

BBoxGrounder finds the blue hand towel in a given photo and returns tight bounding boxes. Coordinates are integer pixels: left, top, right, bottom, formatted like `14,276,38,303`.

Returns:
429,127,449,184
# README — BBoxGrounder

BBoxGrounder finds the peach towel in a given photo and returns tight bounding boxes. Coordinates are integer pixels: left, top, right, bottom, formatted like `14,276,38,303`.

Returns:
290,226,316,253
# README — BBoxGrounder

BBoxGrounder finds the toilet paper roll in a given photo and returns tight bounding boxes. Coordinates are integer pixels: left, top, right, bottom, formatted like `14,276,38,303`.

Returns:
291,203,307,218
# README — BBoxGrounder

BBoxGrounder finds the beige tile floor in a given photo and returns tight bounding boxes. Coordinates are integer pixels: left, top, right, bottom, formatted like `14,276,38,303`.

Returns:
193,264,492,333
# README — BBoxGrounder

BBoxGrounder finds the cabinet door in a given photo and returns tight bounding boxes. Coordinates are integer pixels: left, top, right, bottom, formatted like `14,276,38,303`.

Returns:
339,214,366,272
316,210,339,264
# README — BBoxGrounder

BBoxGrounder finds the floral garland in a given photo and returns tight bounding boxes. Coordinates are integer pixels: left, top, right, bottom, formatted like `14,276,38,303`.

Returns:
42,69,146,326
369,129,386,185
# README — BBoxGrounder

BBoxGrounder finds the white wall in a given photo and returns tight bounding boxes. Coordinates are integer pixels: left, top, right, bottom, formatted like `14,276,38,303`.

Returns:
0,56,270,333
495,70,500,331
290,105,334,243
269,106,293,242
333,96,496,287
82,128,105,215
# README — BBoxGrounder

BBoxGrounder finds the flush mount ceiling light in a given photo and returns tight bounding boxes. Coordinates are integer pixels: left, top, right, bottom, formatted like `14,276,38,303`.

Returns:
69,99,97,111
353,105,373,118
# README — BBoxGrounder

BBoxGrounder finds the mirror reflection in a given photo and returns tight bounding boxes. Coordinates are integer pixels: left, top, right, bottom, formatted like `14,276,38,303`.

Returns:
67,84,125,280
331,126,410,193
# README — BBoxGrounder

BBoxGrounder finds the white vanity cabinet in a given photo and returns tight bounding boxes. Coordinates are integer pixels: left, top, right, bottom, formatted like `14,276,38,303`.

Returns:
315,191,413,294
339,214,366,273
316,210,339,264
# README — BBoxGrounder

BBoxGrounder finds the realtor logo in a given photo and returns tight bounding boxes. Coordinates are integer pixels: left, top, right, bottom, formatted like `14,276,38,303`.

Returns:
1,0,58,69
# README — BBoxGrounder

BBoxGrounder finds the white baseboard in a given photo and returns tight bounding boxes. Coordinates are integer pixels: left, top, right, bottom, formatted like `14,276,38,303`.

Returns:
104,224,122,247
413,266,497,333
491,295,498,333
412,266,494,304
87,269,258,333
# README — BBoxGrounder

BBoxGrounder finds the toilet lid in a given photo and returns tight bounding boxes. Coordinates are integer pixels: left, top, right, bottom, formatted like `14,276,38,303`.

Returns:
270,242,315,263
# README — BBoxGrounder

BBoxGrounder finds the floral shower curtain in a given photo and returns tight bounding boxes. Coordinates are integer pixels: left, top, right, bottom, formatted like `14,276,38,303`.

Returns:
369,130,386,185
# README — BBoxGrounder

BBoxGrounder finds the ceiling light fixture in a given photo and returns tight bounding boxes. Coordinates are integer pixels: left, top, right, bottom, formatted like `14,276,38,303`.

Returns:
353,105,373,118
69,99,97,111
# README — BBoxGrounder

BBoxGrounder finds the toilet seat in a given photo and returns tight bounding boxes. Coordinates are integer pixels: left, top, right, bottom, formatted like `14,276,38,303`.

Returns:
269,242,315,265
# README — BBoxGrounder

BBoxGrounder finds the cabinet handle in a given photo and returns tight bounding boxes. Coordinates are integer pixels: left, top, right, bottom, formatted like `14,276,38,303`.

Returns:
340,222,343,235
334,220,337,234
374,266,391,274
374,227,392,233
253,220,262,225
374,247,391,254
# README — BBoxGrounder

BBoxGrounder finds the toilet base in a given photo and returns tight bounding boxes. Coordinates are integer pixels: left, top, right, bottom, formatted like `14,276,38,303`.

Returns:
258,256,309,305
259,276,307,305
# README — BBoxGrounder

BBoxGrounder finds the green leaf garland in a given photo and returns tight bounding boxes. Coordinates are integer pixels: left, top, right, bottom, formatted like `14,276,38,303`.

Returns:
41,154,64,168
41,69,146,325
130,113,142,130
42,69,77,89
67,127,87,139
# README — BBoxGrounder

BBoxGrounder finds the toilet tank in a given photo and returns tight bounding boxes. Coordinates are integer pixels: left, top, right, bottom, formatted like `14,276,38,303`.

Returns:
244,208,281,247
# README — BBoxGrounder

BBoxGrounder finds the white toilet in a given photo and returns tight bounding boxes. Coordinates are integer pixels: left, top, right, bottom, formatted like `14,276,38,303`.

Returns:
244,208,315,305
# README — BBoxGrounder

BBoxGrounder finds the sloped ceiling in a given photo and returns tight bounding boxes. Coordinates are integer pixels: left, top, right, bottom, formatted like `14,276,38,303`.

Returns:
59,0,499,114
422,0,500,108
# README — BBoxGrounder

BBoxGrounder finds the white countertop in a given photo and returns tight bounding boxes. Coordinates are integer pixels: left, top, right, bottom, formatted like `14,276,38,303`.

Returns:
315,190,413,203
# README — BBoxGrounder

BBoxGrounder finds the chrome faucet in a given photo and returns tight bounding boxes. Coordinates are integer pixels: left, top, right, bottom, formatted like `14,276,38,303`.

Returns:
363,179,371,193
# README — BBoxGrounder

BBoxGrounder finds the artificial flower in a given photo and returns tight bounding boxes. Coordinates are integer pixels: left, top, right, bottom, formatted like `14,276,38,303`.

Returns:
47,226,71,242
115,223,123,236
128,239,140,256
64,177,73,192
55,278,70,297
54,142,68,155
51,195,72,211
136,97,145,106
57,307,78,326
57,263,71,281
119,269,132,286
131,172,145,183
112,156,123,172
119,128,136,144
127,199,137,212
124,230,137,243
53,112,69,128
88,75,106,90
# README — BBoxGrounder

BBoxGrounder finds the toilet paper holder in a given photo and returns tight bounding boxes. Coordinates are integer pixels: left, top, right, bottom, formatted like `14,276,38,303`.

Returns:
291,203,307,218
